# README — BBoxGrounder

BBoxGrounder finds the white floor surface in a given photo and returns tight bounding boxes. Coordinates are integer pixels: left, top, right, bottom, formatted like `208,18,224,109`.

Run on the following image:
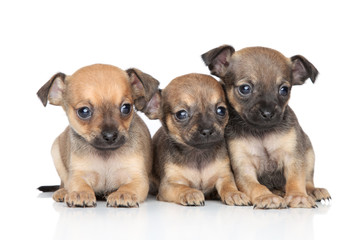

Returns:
2,189,357,240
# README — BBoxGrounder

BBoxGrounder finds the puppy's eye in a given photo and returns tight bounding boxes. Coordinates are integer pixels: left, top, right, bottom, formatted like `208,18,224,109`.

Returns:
77,107,92,120
279,86,289,96
216,106,227,116
120,104,131,115
175,110,188,121
238,84,252,96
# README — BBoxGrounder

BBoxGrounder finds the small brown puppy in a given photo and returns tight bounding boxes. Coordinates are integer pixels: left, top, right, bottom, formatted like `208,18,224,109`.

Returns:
37,64,159,207
149,73,251,206
202,46,331,209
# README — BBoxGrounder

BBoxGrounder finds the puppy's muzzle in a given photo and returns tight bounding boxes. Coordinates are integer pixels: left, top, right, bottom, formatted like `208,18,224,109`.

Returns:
186,127,223,149
102,130,119,144
246,103,282,128
259,108,275,120
91,128,126,150
199,128,215,138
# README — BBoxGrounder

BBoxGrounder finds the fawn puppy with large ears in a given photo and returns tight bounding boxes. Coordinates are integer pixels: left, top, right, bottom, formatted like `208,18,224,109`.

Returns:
148,73,251,206
202,46,331,209
37,64,159,208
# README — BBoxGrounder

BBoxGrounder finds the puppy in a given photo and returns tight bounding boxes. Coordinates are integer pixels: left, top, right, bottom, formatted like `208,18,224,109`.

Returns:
149,73,251,206
37,64,159,207
202,46,331,209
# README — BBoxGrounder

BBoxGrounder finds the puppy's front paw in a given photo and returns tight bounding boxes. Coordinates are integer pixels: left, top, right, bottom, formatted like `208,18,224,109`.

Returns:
285,192,316,208
221,191,251,206
65,191,96,207
53,188,67,202
179,189,205,206
307,188,331,202
107,191,139,208
253,194,287,209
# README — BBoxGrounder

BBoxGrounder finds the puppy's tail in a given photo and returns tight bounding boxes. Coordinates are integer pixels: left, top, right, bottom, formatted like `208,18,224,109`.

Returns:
37,185,60,192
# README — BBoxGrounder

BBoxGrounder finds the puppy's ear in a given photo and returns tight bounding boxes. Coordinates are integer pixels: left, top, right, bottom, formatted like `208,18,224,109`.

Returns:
201,45,235,78
126,68,161,119
142,89,162,120
291,55,319,85
37,73,66,107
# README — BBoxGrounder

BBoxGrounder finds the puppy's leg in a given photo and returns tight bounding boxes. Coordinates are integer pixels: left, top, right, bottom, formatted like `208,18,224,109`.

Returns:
215,169,251,206
234,162,286,209
51,136,70,203
65,171,97,208
107,176,149,208
284,156,316,208
158,178,205,206
304,150,331,201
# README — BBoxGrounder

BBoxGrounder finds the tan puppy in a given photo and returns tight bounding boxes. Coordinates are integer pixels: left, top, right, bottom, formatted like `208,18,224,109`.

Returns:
149,73,251,206
202,46,331,209
37,64,159,207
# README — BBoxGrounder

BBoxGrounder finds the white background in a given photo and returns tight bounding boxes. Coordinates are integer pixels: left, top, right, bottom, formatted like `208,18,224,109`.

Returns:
1,0,359,239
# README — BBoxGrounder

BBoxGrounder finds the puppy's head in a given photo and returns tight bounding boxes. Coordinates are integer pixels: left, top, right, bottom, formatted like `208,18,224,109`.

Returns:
37,64,159,150
149,74,228,149
202,45,318,129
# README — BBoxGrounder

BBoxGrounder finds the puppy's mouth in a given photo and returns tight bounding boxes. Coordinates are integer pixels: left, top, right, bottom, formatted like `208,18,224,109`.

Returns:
90,135,126,151
186,139,223,149
242,113,282,129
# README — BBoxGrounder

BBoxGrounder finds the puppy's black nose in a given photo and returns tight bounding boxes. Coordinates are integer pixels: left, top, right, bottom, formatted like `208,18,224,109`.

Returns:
102,131,118,144
199,128,214,137
259,109,274,120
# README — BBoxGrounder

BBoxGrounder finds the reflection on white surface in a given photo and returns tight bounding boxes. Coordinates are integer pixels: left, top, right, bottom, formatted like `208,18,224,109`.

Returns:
37,193,331,240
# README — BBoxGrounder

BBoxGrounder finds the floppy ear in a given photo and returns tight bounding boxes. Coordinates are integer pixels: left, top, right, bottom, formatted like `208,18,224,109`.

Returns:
290,55,319,85
201,45,235,78
37,73,66,107
126,68,161,119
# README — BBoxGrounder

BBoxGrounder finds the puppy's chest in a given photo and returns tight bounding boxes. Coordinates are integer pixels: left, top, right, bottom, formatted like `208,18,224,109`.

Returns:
229,129,297,172
71,155,131,193
167,160,228,192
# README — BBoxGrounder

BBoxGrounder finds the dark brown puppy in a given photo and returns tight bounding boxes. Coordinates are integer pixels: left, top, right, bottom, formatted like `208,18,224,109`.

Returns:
202,46,331,209
149,73,251,206
37,64,159,207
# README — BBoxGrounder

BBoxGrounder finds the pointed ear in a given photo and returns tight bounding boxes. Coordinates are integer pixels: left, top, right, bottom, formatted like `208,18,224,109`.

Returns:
291,55,319,85
37,73,66,107
141,89,162,120
126,68,160,118
201,45,235,78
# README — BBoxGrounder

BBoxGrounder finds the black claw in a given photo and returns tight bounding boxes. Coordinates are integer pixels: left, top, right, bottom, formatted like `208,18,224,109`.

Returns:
253,204,257,209
106,202,110,207
136,202,139,208
66,202,72,207
93,202,97,207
